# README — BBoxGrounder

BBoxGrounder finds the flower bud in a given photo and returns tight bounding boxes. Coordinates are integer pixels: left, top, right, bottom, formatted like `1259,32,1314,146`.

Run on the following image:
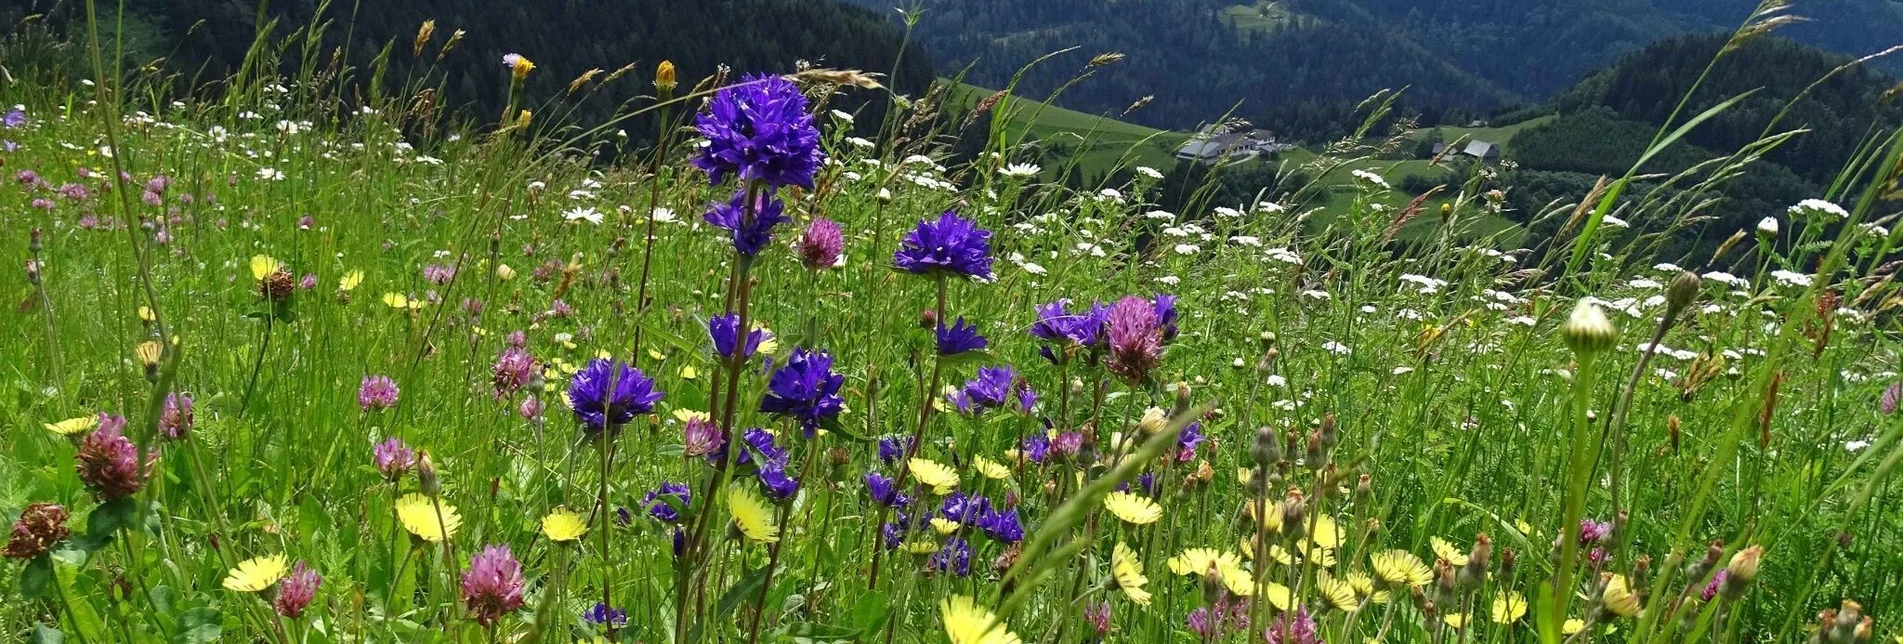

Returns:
135,341,163,381
1666,271,1701,314
1318,413,1337,450
1172,382,1192,418
1757,216,1779,238
1135,407,1167,436
1459,533,1491,590
1355,473,1372,501
1281,488,1305,529
655,60,678,93
1251,426,1280,466
918,308,938,330
1561,300,1618,355
417,452,442,498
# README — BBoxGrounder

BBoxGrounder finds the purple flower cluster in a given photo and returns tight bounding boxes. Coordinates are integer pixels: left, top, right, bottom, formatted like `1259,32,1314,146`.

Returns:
703,190,790,258
740,428,800,499
1105,296,1164,384
583,603,628,629
877,436,913,466
275,562,322,618
692,74,824,190
893,210,993,280
642,482,692,523
567,359,664,435
759,348,845,436
708,312,769,361
461,545,526,627
492,346,536,399
359,375,400,411
374,437,416,481
798,218,844,270
929,536,973,576
75,417,144,500
935,317,988,356
683,417,726,458
1263,608,1319,644
159,392,194,440
959,366,1017,412
864,471,910,508
939,492,1024,544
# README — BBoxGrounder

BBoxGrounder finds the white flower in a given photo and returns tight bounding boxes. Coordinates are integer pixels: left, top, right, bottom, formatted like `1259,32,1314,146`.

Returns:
846,137,874,149
1846,439,1871,452
830,109,854,123
1392,366,1415,375
1300,290,1331,300
1156,275,1181,285
1770,270,1812,287
1789,199,1848,220
1601,215,1629,229
1266,375,1287,387
1173,244,1200,256
1144,210,1176,221
1230,235,1262,247
1702,271,1745,287
1756,217,1779,236
1350,169,1390,190
256,167,285,181
1653,262,1683,272
1321,341,1352,356
1256,201,1286,213
1213,206,1242,219
1628,278,1662,289
1135,166,1163,179
1000,163,1041,178
563,207,604,225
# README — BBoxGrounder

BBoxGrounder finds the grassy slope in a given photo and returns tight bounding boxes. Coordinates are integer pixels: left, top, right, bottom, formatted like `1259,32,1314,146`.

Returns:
950,82,1191,178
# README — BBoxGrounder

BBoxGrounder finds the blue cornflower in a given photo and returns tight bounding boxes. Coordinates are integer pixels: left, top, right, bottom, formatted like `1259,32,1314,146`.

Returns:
929,537,973,577
642,482,692,523
892,210,993,280
708,312,769,360
946,389,974,415
936,317,988,356
567,359,664,434
704,189,789,258
940,492,990,524
759,348,846,436
962,366,1017,411
880,521,906,550
692,74,824,189
865,471,911,508
2,109,24,129
877,436,913,466
583,603,628,628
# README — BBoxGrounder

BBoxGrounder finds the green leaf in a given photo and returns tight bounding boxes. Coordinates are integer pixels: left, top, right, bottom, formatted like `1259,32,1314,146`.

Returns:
175,607,223,644
18,555,52,599
28,626,63,644
53,556,105,642
715,563,776,620
775,621,859,642
847,591,889,634
76,497,138,551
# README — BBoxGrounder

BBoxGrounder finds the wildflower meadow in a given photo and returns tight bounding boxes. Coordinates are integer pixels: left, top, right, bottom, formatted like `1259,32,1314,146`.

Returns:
4,4,1903,643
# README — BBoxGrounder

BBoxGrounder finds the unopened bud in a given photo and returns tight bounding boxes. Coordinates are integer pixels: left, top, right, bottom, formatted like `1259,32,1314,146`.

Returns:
918,308,938,330
1305,431,1324,470
1257,331,1276,351
1251,426,1280,466
417,452,442,497
1318,413,1337,450
1135,407,1167,436
1355,473,1372,500
1459,533,1491,589
1561,300,1618,355
1666,271,1701,314
655,60,678,93
1172,382,1192,418
1281,488,1305,529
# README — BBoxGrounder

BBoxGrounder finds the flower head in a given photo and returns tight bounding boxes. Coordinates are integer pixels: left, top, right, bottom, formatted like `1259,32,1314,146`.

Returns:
541,508,588,542
3,503,71,559
462,545,526,626
930,536,974,576
909,457,960,494
798,217,844,269
759,348,845,435
937,317,989,355
502,53,535,80
1111,541,1151,605
223,554,289,592
704,189,790,258
492,347,536,399
275,562,321,618
1104,491,1163,525
567,359,664,434
76,419,145,500
395,493,462,542
693,74,824,189
727,484,780,542
159,392,194,440
583,603,628,629
1105,296,1164,384
683,417,725,458
941,595,1021,644
1371,549,1433,589
1561,300,1618,355
961,366,1016,411
865,472,912,508
1263,608,1320,644
374,438,416,481
358,375,400,411
643,482,693,522
894,210,994,280
709,312,770,361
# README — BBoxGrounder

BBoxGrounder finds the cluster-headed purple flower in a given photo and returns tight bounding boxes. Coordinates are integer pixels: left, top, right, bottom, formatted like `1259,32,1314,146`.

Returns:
961,366,1017,412
1105,296,1164,384
929,536,973,576
1263,608,1318,644
759,348,845,436
461,546,525,627
2,109,25,128
567,358,664,435
1029,299,1110,363
704,190,790,258
692,73,824,189
935,317,988,356
642,482,692,523
492,346,536,399
798,217,844,270
159,392,194,440
877,436,913,466
583,603,628,629
864,471,911,508
76,418,144,500
358,375,400,411
683,417,725,458
709,312,770,361
275,562,322,618
374,437,416,481
893,210,993,280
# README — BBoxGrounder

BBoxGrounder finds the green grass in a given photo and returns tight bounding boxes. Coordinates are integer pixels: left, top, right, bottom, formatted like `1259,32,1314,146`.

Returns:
950,81,1191,177
1418,114,1556,147
1220,1,1296,34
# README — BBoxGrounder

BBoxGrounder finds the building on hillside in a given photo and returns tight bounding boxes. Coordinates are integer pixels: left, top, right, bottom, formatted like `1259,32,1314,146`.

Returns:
1462,140,1501,161
1175,127,1279,164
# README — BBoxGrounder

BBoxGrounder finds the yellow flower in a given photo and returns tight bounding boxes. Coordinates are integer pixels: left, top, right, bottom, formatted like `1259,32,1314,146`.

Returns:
45,415,99,436
494,264,516,281
339,270,364,291
1315,570,1359,611
1104,491,1162,525
137,306,156,323
511,56,536,80
222,554,289,592
541,508,588,542
1110,542,1151,605
910,458,960,495
1236,467,1253,485
249,255,281,281
755,327,780,356
673,409,711,424
1346,570,1392,604
1245,499,1284,534
382,292,410,309
134,341,163,369
1444,613,1471,629
903,541,940,555
395,493,463,542
1431,536,1469,566
930,518,961,535
728,485,779,543
1602,574,1641,617
1307,513,1344,548
1168,548,1243,577
940,595,1021,644
1371,549,1433,588
680,365,698,380
972,455,1011,480
1563,619,1587,635
1491,591,1528,623
1297,541,1338,566
648,348,667,362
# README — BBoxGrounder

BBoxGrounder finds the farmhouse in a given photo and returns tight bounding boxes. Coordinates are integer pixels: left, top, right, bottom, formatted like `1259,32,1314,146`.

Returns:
1175,127,1279,164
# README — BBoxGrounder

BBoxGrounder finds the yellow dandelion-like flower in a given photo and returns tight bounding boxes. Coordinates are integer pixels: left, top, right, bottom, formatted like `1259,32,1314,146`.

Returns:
382,292,410,309
1602,574,1641,617
1236,467,1253,485
1345,570,1393,604
1307,513,1344,548
1104,491,1162,525
339,270,364,291
541,508,588,542
755,327,779,356
1563,619,1587,635
1444,613,1471,629
249,255,282,281
1516,518,1537,538
1371,549,1433,588
930,518,962,535
137,306,156,323
673,409,711,423
680,365,698,380
1111,542,1151,605
1297,541,1338,566
1168,548,1244,577
45,415,99,436
1431,536,1469,566
647,348,667,362
395,493,463,542
1316,570,1359,611
903,541,940,555
1491,591,1528,623
972,455,1011,480
222,554,289,592
910,458,960,495
1217,562,1259,597
727,485,779,543
494,264,516,281
1245,499,1284,534
941,595,1021,644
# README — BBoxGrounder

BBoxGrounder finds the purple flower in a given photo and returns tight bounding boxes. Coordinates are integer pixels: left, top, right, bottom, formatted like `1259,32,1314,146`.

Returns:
864,472,910,508
1176,421,1205,461
567,359,664,434
1085,601,1112,636
1029,299,1109,363
708,312,769,360
893,210,993,280
798,217,844,270
683,417,725,458
877,436,913,466
692,74,824,189
1702,570,1728,602
519,396,544,421
1883,381,1900,415
1105,296,1164,384
30,198,52,211
424,264,456,285
299,274,318,290
274,562,322,618
159,392,194,440
759,348,845,436
961,366,1016,411
936,317,988,356
461,545,526,627
1013,380,1038,414
642,482,692,523
1152,293,1180,341
76,419,145,500
2,109,24,128
492,346,536,399
976,506,1023,543
1021,432,1051,464
1264,607,1319,644
940,492,988,524
358,375,400,411
704,189,790,258
57,183,90,201
758,465,800,499
1578,519,1613,545
1052,432,1084,460
583,603,628,629
929,536,973,577
741,427,790,467
880,521,906,550
374,438,416,481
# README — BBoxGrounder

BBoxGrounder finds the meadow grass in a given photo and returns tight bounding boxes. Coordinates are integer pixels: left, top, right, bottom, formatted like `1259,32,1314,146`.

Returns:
2,5,1903,644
